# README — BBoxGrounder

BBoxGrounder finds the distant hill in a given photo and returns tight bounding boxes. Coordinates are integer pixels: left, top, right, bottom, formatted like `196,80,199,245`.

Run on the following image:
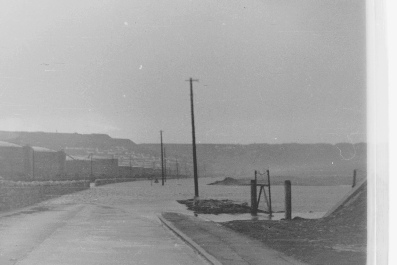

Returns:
0,131,366,181
0,131,137,155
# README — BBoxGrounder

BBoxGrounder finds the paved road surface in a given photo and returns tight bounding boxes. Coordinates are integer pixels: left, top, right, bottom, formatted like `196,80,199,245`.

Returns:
161,212,308,265
0,180,208,265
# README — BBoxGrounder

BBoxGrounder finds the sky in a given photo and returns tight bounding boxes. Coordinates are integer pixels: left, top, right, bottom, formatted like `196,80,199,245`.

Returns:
0,0,366,144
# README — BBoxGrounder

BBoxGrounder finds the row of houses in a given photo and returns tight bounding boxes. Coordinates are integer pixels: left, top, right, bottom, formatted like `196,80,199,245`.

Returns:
0,141,158,181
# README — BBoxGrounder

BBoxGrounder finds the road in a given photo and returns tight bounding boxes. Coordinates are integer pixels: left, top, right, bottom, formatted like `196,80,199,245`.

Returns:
0,180,208,265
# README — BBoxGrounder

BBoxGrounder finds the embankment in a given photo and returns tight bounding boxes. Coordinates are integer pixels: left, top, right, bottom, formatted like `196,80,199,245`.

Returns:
94,178,137,186
94,175,190,186
0,180,89,212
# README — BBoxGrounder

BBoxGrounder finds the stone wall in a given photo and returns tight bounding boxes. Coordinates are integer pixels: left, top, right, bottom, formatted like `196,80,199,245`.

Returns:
117,165,145,178
0,180,90,211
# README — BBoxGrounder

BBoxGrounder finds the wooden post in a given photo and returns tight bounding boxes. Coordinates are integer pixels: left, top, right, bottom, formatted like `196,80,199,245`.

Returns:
352,169,357,188
267,170,272,215
160,130,164,186
176,159,179,179
251,179,257,215
90,153,93,180
284,180,292,220
129,155,132,177
32,149,35,179
164,147,167,183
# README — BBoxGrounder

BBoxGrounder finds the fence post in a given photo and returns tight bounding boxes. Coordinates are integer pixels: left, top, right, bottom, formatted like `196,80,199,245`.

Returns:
284,180,291,220
251,179,257,215
267,170,272,215
352,169,357,188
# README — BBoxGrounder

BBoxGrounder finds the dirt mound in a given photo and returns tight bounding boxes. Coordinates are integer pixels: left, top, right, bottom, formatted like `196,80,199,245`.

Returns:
177,199,252,214
208,177,244,186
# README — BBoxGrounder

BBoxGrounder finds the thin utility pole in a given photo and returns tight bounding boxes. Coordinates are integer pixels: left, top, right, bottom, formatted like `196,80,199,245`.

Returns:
129,155,132,177
184,161,188,177
186,77,199,198
90,153,93,176
267,169,272,215
160,130,164,186
32,149,35,179
164,147,167,182
176,158,179,179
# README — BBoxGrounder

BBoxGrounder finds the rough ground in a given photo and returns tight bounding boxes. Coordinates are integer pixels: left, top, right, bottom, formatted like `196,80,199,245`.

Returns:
222,183,367,265
177,199,254,214
208,177,244,186
178,182,367,264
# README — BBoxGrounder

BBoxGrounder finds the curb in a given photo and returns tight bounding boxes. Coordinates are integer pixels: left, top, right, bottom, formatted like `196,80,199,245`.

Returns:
158,213,223,265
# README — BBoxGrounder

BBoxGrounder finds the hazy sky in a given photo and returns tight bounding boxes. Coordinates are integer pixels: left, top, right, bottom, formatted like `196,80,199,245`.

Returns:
0,0,366,144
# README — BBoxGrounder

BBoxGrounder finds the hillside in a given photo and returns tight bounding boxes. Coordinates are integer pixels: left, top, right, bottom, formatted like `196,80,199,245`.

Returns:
0,131,137,154
0,131,144,167
0,131,366,182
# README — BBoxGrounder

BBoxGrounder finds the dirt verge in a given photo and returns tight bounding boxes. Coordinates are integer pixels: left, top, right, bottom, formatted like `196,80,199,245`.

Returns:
222,183,367,265
177,199,256,215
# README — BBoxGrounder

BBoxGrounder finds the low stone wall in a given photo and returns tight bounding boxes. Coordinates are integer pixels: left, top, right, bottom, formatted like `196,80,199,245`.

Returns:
93,174,189,187
94,178,137,186
0,180,90,212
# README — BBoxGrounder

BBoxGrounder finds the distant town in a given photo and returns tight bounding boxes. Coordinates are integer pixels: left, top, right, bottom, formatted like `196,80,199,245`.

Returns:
0,130,366,185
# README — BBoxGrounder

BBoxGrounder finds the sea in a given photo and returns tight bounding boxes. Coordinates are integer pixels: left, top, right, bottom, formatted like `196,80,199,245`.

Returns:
157,176,352,222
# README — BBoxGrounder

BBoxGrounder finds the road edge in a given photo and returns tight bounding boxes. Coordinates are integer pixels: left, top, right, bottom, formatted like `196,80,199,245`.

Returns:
158,213,222,265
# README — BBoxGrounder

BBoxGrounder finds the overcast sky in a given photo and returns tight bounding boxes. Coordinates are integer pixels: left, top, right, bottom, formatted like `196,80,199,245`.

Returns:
0,0,366,144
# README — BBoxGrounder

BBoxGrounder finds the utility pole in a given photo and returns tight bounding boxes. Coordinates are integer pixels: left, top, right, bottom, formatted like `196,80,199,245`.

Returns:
186,77,199,198
32,149,35,179
164,147,167,182
90,153,92,177
129,155,132,177
160,130,164,186
176,158,179,179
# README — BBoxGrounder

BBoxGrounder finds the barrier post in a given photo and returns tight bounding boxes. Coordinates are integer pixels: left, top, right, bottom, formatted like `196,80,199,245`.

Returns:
352,169,357,188
267,170,272,215
284,180,292,220
251,179,257,215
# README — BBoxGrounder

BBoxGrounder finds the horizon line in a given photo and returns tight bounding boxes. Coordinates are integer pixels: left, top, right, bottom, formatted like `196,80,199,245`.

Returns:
0,130,367,146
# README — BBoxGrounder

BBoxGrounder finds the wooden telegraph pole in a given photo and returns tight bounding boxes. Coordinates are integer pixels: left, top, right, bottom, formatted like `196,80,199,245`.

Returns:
129,155,132,177
186,77,199,198
164,147,167,182
176,158,179,179
160,130,164,186
32,149,35,179
90,153,93,176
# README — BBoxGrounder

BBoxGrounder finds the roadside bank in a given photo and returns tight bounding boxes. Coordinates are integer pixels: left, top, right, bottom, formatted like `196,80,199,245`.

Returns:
222,181,367,265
